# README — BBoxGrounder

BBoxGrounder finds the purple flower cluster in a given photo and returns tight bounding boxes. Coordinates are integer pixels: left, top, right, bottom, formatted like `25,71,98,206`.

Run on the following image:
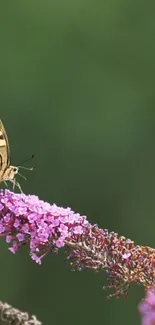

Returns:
0,190,89,264
139,288,155,325
1,189,155,300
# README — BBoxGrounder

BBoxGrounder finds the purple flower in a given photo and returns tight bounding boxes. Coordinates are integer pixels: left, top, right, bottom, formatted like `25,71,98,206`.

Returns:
6,235,12,243
73,225,83,235
56,238,66,248
139,287,155,325
16,233,25,242
1,189,155,300
14,219,20,228
122,252,131,259
0,190,89,264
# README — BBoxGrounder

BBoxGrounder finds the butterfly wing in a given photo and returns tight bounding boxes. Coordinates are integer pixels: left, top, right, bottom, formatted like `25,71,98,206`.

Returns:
0,120,10,176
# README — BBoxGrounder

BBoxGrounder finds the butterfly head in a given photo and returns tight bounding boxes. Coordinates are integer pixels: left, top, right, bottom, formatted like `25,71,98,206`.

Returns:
12,166,19,175
6,165,19,180
7,165,32,192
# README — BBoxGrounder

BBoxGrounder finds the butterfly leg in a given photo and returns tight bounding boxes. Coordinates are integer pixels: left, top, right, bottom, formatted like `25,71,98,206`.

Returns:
9,179,23,193
15,181,23,193
12,178,16,192
4,181,8,188
8,179,15,192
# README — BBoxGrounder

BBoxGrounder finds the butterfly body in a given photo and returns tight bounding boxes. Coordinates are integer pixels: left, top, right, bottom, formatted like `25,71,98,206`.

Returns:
0,120,21,191
0,165,18,182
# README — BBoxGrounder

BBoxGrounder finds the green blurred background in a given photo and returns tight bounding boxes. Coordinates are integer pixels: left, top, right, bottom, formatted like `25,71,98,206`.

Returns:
0,1,155,324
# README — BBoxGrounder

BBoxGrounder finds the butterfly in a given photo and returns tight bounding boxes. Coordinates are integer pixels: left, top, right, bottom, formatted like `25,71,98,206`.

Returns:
0,119,33,192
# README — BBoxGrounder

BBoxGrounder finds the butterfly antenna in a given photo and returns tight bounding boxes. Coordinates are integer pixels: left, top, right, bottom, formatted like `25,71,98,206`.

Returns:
17,155,34,181
18,166,33,171
18,154,34,167
18,154,34,170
